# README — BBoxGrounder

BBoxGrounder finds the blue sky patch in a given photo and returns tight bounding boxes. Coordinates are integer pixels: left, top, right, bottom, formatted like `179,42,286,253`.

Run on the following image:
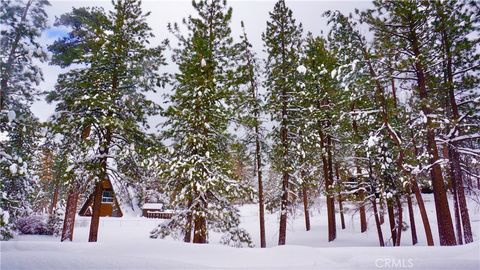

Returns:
46,27,69,39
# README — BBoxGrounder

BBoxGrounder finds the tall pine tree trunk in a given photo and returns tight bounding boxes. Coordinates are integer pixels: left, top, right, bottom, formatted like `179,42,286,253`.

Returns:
411,133,435,246
451,178,463,245
395,197,403,246
379,199,385,225
453,149,473,243
349,103,367,233
301,174,310,231
49,182,59,215
278,78,289,246
447,146,463,244
255,120,266,247
406,190,418,245
335,163,346,230
320,129,335,241
88,127,111,242
192,193,207,244
387,200,397,246
278,167,289,245
193,213,207,244
88,180,103,242
411,176,434,246
439,2,473,245
60,189,79,242
410,24,456,246
184,198,193,243
326,135,336,241
372,197,385,247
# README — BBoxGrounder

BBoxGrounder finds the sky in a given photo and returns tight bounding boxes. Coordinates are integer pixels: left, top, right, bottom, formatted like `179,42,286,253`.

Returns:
33,0,374,129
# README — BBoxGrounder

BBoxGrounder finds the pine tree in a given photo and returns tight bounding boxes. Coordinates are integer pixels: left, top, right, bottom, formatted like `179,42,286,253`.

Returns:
326,10,373,237
263,0,303,246
48,0,167,242
0,0,49,111
333,11,406,246
235,21,267,247
298,34,340,241
363,0,456,246
432,0,479,245
0,0,49,240
151,0,253,247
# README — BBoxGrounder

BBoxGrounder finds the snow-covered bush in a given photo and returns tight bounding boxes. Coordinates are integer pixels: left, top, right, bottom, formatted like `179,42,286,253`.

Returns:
47,208,64,236
15,215,49,235
15,209,65,236
220,228,254,248
0,207,13,240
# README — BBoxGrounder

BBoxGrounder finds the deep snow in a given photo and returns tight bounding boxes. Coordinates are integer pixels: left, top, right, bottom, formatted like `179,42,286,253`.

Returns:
1,194,479,269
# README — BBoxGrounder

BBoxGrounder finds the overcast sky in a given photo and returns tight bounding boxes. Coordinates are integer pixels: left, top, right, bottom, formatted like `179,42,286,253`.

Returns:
33,0,373,129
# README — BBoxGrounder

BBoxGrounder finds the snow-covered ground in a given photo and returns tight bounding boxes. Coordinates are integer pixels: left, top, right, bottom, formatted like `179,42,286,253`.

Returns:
2,194,480,269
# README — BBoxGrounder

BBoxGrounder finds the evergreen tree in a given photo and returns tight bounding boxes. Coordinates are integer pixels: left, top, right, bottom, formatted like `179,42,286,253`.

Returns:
432,0,479,245
235,21,267,247
263,0,303,246
151,0,253,247
326,10,373,237
298,34,340,241
362,0,457,246
47,0,167,242
0,0,49,110
0,0,49,240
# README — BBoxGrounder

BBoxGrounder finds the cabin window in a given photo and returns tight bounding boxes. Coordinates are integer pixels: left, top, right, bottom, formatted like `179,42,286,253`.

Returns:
102,190,114,203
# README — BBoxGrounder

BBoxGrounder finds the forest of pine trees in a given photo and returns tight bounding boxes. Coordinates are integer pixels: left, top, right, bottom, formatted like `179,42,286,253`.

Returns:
1,0,479,250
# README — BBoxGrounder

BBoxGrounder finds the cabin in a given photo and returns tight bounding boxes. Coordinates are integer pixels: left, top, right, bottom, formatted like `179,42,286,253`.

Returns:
142,203,173,219
79,178,123,217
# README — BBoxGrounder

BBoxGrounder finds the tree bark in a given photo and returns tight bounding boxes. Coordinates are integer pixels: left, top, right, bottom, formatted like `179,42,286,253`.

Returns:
358,182,367,232
411,176,434,246
406,190,418,245
49,182,59,215
255,117,266,247
301,176,310,231
453,148,473,243
372,198,385,247
335,163,346,230
319,129,336,241
447,152,463,244
326,135,336,241
184,198,193,243
278,167,288,245
278,78,289,245
395,197,403,246
387,200,397,246
88,180,103,242
379,199,385,225
61,189,79,242
184,216,192,243
452,180,463,245
193,212,207,244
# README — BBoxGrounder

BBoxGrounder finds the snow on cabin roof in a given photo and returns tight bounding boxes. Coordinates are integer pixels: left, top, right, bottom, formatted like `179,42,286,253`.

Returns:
107,176,141,217
142,203,163,209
